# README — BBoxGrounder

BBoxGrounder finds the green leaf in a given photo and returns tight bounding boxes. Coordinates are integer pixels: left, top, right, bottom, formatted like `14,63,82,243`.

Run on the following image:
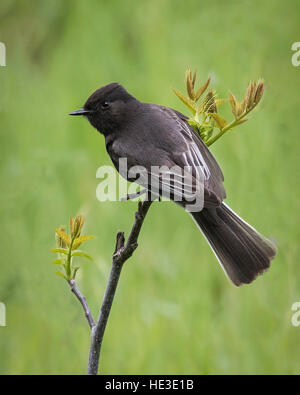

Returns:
202,90,217,113
50,259,64,265
210,113,227,130
55,229,71,246
172,89,196,115
71,250,93,261
195,77,211,100
215,98,227,107
56,271,68,280
229,92,238,117
186,69,195,99
50,248,69,255
72,235,96,250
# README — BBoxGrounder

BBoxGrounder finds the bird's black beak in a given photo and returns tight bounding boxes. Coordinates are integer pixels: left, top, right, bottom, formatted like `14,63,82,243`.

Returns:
69,108,94,116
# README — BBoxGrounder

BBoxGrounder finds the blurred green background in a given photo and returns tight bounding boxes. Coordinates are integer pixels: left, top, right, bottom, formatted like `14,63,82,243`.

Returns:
0,0,299,375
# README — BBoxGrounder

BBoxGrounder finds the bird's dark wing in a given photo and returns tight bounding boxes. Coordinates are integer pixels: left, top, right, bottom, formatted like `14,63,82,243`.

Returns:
155,105,226,207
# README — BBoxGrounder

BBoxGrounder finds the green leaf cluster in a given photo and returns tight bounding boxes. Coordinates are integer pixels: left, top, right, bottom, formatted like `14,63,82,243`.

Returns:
173,69,265,146
50,216,95,281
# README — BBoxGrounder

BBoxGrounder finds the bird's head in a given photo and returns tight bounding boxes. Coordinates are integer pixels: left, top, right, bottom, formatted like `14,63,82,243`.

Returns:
69,83,137,134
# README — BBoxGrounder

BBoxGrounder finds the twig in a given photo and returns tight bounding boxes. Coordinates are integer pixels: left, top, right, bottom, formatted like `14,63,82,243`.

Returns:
68,280,95,329
121,188,147,201
87,199,153,375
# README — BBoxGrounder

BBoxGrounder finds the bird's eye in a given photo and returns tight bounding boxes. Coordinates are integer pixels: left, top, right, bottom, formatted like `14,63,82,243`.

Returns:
101,101,110,110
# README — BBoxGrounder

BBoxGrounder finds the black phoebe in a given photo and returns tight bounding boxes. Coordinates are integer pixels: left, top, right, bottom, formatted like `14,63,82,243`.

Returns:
70,83,277,286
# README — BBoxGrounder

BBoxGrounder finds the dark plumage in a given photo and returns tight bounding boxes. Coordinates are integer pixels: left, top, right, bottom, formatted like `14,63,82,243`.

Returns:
70,83,277,286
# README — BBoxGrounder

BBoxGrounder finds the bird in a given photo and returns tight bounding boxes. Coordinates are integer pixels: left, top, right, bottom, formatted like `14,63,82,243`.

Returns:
70,82,277,286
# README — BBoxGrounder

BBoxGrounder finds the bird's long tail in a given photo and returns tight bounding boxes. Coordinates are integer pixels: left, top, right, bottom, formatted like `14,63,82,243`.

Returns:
191,203,277,286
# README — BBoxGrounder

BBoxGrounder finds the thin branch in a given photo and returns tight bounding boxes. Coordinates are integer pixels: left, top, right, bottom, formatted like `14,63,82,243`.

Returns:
120,188,147,201
87,199,153,375
68,280,95,329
